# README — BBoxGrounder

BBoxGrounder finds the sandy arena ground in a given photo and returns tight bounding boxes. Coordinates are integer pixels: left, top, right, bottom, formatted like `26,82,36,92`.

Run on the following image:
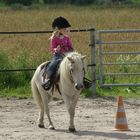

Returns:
0,97,140,140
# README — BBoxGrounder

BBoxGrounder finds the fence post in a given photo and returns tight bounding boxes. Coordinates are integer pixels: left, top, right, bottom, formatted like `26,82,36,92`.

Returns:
89,29,96,97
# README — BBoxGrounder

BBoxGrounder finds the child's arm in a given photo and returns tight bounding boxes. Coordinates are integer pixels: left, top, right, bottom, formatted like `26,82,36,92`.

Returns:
51,37,61,53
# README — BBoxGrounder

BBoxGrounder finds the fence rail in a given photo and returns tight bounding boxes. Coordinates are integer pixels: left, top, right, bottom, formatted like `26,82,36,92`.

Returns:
0,28,94,35
0,68,36,72
98,29,140,33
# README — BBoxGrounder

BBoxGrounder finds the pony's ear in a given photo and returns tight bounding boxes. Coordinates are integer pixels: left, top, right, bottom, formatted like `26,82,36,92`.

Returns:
81,55,86,61
67,57,74,63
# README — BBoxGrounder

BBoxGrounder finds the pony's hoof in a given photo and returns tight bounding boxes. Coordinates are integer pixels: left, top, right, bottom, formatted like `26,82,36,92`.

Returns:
38,124,45,128
69,127,76,132
48,125,55,130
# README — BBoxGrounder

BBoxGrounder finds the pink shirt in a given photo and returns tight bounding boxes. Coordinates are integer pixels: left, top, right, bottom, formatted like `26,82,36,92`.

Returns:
50,35,73,54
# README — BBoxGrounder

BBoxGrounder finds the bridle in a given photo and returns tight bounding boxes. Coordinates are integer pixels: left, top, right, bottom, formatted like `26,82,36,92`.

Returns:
68,59,86,85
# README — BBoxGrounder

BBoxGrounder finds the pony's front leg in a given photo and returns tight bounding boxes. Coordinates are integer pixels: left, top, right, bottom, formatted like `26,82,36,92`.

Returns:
69,106,76,132
63,95,78,132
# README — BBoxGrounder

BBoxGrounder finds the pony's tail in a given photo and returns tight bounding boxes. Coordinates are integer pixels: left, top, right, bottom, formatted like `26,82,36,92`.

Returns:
31,78,44,110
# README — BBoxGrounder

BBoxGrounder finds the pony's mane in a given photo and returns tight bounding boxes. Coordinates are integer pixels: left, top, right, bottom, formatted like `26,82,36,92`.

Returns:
66,51,81,57
64,51,82,61
60,52,84,76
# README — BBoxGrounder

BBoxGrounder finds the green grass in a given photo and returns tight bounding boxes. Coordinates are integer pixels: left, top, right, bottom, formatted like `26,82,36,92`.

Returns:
131,0,140,5
82,86,140,99
98,86,140,99
1,83,140,99
0,2,6,8
0,84,32,99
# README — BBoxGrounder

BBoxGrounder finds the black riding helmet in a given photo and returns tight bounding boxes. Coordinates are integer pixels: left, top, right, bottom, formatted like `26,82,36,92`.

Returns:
52,16,71,29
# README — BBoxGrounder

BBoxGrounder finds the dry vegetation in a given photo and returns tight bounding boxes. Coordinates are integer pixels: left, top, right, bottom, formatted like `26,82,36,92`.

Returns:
0,6,139,84
0,6,139,61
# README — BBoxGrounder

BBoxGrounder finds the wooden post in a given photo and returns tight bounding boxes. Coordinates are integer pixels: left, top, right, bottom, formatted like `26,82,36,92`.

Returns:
89,29,96,97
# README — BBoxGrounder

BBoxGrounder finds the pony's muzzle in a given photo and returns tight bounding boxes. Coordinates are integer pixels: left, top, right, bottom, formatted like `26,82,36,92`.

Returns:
75,83,84,90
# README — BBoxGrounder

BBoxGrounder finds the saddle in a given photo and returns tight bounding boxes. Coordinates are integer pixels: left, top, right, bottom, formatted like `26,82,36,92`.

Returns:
41,61,61,94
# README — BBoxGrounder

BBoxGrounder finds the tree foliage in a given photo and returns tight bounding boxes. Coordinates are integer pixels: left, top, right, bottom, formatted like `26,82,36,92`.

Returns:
0,0,139,6
1,0,33,6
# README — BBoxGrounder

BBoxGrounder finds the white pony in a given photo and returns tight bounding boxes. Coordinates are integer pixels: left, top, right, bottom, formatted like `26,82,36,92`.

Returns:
31,52,87,132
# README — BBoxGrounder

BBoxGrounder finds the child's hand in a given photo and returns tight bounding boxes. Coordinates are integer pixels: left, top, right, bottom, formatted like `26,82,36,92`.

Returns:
56,45,61,51
54,45,61,53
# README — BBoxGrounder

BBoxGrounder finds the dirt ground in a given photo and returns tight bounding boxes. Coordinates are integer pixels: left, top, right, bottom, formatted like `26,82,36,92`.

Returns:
0,97,140,140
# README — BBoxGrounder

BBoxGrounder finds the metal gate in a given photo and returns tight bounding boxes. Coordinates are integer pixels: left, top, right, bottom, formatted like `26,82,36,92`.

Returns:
97,29,140,87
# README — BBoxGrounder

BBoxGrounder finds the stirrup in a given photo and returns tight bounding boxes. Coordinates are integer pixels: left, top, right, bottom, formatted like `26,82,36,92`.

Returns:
42,79,51,90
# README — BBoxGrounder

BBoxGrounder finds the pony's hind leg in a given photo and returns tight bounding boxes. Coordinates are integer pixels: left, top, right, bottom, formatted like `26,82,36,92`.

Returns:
41,93,55,130
31,80,45,128
38,103,45,128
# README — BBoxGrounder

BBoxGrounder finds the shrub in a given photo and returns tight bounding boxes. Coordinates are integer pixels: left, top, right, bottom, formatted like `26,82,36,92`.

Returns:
14,49,33,83
0,50,33,89
3,0,33,6
0,51,17,88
